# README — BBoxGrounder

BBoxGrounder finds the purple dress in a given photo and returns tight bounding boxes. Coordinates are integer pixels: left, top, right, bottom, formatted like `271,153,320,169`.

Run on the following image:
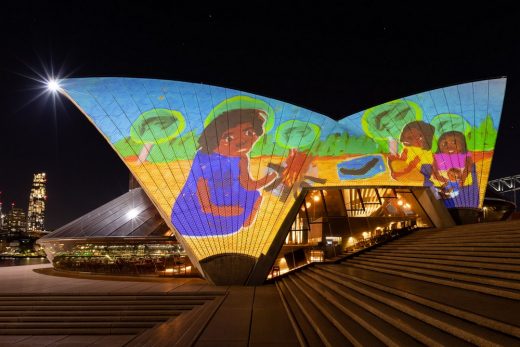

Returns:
171,151,260,237
433,152,479,208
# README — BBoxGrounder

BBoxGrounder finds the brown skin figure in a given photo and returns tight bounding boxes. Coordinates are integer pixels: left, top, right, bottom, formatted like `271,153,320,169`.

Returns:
433,131,473,184
196,109,277,225
388,121,434,180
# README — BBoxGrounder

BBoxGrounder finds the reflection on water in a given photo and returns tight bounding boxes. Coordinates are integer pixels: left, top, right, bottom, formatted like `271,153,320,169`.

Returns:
0,257,50,267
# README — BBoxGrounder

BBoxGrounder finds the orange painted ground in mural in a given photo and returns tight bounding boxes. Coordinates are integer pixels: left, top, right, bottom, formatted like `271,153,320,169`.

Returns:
125,152,492,260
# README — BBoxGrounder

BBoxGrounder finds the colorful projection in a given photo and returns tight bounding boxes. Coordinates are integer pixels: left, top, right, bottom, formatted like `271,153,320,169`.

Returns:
60,78,506,269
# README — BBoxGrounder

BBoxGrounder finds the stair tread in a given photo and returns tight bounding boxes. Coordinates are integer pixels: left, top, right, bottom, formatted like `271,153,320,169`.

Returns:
347,258,520,290
292,273,399,347
369,250,520,264
0,327,143,335
0,310,188,317
0,305,200,311
300,271,476,346
276,281,325,347
0,316,173,322
313,266,520,342
346,261,520,300
330,264,520,325
357,254,520,280
359,253,520,271
282,278,353,346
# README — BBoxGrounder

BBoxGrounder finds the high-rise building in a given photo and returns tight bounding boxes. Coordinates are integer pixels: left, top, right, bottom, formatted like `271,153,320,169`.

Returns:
5,204,26,233
26,172,47,234
0,201,4,229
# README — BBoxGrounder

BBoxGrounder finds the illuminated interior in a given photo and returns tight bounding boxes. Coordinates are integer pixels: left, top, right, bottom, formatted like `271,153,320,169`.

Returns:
270,187,432,277
49,239,196,277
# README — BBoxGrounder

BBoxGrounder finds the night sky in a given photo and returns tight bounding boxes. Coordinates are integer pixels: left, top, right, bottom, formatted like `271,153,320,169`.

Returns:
1,2,519,230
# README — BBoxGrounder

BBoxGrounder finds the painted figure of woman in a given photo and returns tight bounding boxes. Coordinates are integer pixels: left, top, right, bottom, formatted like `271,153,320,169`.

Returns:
387,121,435,185
171,108,277,237
433,130,478,207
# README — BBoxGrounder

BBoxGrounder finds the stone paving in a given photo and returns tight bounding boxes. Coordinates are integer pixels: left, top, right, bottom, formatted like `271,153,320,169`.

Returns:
0,265,296,347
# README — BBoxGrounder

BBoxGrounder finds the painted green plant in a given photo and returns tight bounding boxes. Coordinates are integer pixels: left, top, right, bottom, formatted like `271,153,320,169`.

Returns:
467,115,497,151
362,100,422,141
275,120,321,149
130,108,186,162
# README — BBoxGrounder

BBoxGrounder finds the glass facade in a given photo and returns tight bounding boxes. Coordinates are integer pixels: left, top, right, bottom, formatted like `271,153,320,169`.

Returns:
43,238,198,277
270,187,432,277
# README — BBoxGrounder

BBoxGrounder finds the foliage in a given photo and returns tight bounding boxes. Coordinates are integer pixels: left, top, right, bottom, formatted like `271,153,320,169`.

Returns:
467,115,498,151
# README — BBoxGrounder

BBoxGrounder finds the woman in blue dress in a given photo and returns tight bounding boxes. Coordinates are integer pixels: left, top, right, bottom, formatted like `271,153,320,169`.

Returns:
171,108,278,237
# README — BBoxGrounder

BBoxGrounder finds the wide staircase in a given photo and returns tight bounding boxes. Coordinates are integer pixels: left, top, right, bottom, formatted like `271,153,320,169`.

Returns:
0,292,219,336
276,220,520,346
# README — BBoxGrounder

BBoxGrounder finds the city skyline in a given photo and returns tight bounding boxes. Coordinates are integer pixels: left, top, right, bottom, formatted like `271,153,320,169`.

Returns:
1,172,47,233
1,3,519,230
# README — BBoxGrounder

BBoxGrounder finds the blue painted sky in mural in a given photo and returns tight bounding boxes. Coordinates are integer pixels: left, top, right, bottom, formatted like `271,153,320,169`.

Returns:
62,77,341,144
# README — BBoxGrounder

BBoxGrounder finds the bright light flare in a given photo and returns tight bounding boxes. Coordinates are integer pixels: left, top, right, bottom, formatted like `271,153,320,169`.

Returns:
127,208,139,219
47,79,61,92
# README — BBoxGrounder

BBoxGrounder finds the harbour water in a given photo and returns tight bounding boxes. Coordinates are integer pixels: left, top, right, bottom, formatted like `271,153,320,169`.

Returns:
0,257,49,267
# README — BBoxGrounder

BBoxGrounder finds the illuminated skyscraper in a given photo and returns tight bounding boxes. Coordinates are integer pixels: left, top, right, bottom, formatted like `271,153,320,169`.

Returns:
26,172,47,234
0,199,4,229
5,204,26,233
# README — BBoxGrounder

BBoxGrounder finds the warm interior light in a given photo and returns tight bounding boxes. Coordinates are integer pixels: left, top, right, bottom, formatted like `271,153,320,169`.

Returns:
47,79,60,92
397,200,404,206
313,195,320,202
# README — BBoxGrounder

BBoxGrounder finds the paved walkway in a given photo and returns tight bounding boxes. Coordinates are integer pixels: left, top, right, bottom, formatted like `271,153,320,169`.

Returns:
0,264,218,294
0,265,296,346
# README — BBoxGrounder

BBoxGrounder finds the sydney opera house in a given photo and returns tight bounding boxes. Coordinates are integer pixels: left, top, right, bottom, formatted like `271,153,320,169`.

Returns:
38,77,507,285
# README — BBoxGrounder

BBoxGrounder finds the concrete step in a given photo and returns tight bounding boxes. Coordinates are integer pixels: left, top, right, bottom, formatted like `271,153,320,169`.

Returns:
0,295,217,301
359,253,520,272
344,262,520,300
276,222,520,345
0,304,200,311
0,327,143,335
296,271,457,347
281,277,352,346
0,321,159,329
276,281,325,347
369,248,520,260
347,258,520,290
369,249,520,265
305,269,517,346
390,239,520,247
0,315,175,322
316,265,520,337
396,233,520,242
380,245,520,252
0,310,188,317
398,229,520,237
357,254,520,281
0,293,214,336
0,299,207,306
289,274,387,346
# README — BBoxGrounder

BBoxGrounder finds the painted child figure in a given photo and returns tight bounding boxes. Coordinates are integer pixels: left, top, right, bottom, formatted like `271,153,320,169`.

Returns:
171,108,277,237
439,168,462,199
387,121,435,184
433,130,477,207
433,131,474,186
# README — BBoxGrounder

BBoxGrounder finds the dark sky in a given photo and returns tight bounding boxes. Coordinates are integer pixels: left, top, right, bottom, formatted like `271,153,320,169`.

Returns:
1,2,519,229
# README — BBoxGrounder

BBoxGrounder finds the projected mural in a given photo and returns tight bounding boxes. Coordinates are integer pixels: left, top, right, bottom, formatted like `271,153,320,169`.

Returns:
60,77,506,275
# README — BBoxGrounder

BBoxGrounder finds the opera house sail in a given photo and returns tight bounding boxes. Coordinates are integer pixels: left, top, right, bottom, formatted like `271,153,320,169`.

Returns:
58,77,506,284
